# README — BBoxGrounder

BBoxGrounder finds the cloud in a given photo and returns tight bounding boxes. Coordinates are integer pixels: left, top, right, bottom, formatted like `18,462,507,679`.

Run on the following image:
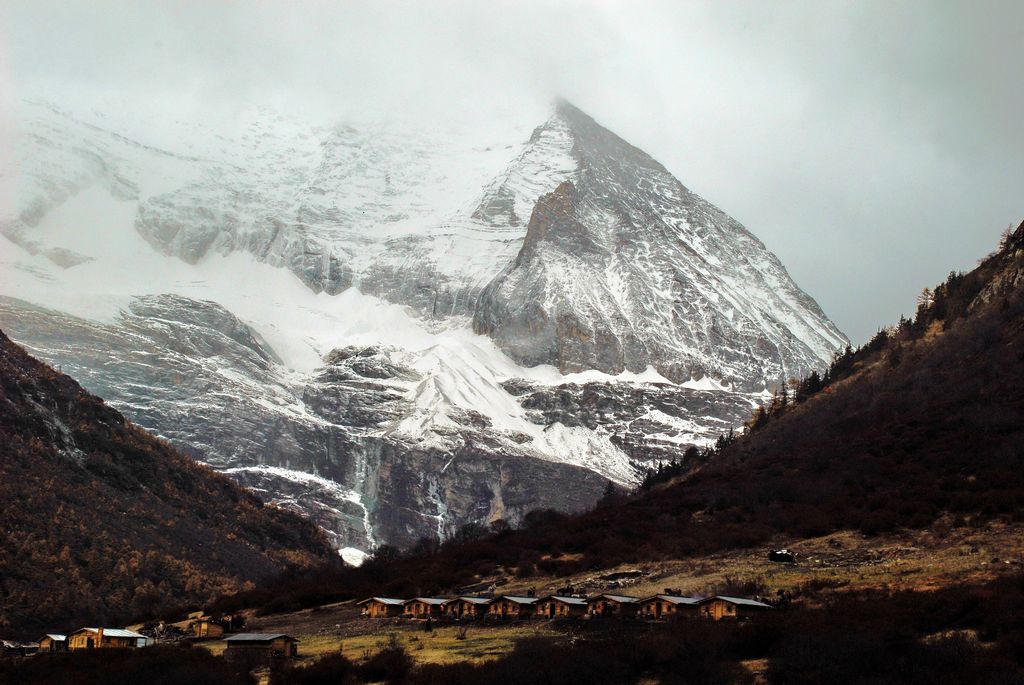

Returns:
3,0,1021,342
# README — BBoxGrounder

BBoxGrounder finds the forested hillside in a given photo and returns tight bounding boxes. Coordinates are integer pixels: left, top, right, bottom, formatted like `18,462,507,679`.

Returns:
0,331,333,636
214,221,1024,613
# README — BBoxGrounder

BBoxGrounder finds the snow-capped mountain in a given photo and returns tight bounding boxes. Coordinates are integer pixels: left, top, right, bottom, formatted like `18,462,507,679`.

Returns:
0,96,847,558
476,102,848,388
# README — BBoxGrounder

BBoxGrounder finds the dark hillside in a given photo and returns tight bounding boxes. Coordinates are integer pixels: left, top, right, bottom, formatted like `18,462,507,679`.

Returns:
213,221,1024,612
0,331,332,636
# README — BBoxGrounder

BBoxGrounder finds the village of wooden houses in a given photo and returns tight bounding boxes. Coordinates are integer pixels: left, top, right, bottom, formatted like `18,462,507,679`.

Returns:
358,592,771,622
1,591,771,669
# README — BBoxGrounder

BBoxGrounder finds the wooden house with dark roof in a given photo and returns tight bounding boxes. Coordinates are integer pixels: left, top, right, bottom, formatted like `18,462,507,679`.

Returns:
586,593,641,616
191,616,224,639
638,595,702,620
404,597,450,618
357,597,406,618
446,596,494,619
223,633,298,666
535,595,588,618
67,627,149,650
487,596,538,619
698,596,771,620
37,634,67,653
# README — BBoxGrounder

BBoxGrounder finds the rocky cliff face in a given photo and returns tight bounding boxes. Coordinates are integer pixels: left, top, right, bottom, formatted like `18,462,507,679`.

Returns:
0,95,847,556
0,295,615,553
474,102,848,389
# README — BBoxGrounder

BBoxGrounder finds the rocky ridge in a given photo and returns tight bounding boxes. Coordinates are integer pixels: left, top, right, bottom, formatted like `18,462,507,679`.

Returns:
0,96,846,554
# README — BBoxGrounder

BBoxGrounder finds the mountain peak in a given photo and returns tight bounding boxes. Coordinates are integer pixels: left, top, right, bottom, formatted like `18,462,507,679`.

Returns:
3,95,848,558
474,103,848,388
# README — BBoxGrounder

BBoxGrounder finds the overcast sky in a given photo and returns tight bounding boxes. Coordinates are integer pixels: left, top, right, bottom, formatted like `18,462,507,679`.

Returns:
3,0,1021,343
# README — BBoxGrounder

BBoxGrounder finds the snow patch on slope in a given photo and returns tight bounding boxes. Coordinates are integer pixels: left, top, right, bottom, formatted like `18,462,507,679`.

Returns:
223,464,377,549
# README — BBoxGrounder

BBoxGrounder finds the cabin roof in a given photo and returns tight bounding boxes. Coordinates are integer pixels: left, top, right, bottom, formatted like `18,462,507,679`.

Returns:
71,627,146,639
709,596,772,608
500,596,539,604
225,633,297,643
100,628,147,639
457,596,495,604
357,597,405,606
41,634,67,641
641,595,702,605
588,594,640,604
542,595,587,606
407,597,450,605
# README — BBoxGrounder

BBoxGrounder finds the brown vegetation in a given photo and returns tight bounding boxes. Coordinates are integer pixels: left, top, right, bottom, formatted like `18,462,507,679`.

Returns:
0,330,332,637
268,574,1024,685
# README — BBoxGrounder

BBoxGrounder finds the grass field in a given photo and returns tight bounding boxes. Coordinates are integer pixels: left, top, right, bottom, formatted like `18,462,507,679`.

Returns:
196,522,1024,679
328,625,557,665
199,624,559,667
496,522,1024,601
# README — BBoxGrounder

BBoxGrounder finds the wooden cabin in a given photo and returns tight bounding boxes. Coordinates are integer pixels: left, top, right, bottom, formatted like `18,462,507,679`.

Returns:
403,597,449,618
535,595,588,618
446,596,493,619
357,597,406,618
586,594,641,616
67,627,149,650
637,595,702,620
698,596,771,620
487,596,539,619
37,634,68,653
191,617,224,638
223,633,298,666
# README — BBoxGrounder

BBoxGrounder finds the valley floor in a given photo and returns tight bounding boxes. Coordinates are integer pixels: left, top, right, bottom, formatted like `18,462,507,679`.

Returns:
198,523,1024,676
515,521,1024,601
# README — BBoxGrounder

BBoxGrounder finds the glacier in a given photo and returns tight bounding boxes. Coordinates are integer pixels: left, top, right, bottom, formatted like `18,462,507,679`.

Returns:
0,95,847,554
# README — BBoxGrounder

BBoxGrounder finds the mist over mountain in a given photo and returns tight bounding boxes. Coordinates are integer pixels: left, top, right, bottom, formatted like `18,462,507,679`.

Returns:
0,95,846,555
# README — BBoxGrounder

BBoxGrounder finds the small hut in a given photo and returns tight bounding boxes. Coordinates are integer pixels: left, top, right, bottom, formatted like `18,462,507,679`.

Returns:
535,595,588,618
357,597,406,618
586,594,641,616
446,596,494,619
487,596,539,619
37,634,68,653
698,596,771,620
223,633,298,666
191,616,224,639
67,628,149,650
403,597,449,618
637,595,702,620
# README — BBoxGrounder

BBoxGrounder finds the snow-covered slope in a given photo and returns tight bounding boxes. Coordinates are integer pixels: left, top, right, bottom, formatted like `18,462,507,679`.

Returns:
474,102,848,389
0,95,846,555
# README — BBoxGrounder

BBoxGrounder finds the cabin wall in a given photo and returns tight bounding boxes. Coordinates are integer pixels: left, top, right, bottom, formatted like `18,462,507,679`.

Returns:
224,640,297,664
448,601,481,617
536,602,585,617
489,600,528,617
195,621,224,638
700,600,737,620
68,632,137,650
589,599,634,615
365,602,401,617
405,602,442,618
270,638,297,655
68,633,96,650
640,600,698,619
404,601,442,617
